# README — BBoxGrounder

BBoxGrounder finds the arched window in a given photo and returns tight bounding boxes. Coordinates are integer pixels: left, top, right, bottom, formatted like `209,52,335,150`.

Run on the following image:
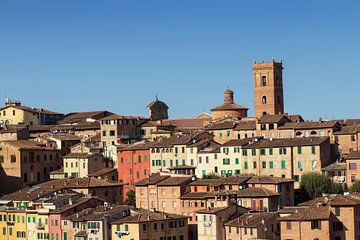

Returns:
262,112,267,116
310,131,317,135
262,76,267,86
262,96,267,104
296,131,302,136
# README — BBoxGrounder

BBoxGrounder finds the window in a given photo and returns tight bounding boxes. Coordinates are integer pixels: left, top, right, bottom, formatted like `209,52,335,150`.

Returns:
312,160,317,170
262,161,266,169
298,161,303,169
279,148,287,155
333,222,343,231
244,162,248,170
260,149,266,155
269,161,274,169
349,163,357,170
297,146,302,154
235,158,239,165
242,149,247,156
262,96,267,104
311,146,316,154
109,130,115,136
10,155,16,163
102,131,106,136
253,161,257,169
269,148,273,155
182,159,185,165
262,76,267,86
252,149,256,156
281,160,286,169
311,220,321,229
286,222,292,230
223,158,230,165
163,160,166,167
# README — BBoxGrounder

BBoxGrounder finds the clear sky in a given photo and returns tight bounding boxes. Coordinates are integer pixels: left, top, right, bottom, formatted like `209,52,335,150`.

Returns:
0,1,359,120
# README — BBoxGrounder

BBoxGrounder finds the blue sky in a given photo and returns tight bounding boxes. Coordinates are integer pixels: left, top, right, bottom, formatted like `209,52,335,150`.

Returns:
0,1,359,120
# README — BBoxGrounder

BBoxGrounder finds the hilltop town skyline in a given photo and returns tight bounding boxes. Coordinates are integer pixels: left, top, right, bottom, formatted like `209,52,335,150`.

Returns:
1,1,360,120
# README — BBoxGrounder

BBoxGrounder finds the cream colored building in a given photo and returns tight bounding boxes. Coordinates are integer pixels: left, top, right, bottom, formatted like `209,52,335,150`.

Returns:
241,137,332,188
63,152,107,178
196,205,247,240
111,208,188,240
0,100,63,126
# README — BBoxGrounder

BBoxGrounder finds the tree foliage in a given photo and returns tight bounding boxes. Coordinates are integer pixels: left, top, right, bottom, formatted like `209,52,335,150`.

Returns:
203,173,221,179
124,190,136,206
350,181,360,193
300,172,341,199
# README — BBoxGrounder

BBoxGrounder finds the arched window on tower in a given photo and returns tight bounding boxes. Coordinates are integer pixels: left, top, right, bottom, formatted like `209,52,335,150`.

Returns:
262,76,267,86
262,96,267,104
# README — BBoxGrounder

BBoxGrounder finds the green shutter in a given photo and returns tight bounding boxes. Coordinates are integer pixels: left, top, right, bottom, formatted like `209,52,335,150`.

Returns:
281,160,286,169
269,148,273,155
269,161,274,169
244,162,248,169
235,158,239,165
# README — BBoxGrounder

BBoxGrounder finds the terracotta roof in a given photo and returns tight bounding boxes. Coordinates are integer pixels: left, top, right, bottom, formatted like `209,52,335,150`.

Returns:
146,98,169,110
59,111,113,124
150,134,192,147
0,125,28,133
1,140,55,150
37,177,123,189
342,119,360,126
247,176,294,184
47,134,82,141
258,114,290,124
279,205,331,221
345,151,360,160
168,165,196,170
236,188,279,197
52,122,100,131
74,231,87,237
156,177,192,186
189,176,250,187
0,104,62,115
88,168,117,177
112,208,186,224
222,139,253,147
288,114,304,123
334,126,360,135
242,137,329,149
63,152,98,158
101,114,148,121
181,190,238,200
196,206,230,214
162,118,209,130
205,120,236,131
211,103,248,112
279,120,340,130
118,142,152,151
234,121,256,131
68,205,130,222
49,167,64,174
226,212,279,227
135,174,170,186
322,162,346,171
140,120,173,128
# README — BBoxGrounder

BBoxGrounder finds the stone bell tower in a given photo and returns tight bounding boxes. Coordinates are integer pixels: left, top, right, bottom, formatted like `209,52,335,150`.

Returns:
253,59,284,118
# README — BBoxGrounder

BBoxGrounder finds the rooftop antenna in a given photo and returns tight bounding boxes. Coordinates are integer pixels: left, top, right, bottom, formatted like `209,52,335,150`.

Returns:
155,93,158,100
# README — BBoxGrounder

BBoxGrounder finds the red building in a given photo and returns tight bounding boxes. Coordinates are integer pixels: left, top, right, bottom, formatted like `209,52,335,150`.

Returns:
118,142,151,201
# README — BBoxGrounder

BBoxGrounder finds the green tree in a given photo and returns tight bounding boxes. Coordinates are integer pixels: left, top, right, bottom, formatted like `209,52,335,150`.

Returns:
300,172,341,200
350,181,360,193
124,190,135,206
203,172,220,179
